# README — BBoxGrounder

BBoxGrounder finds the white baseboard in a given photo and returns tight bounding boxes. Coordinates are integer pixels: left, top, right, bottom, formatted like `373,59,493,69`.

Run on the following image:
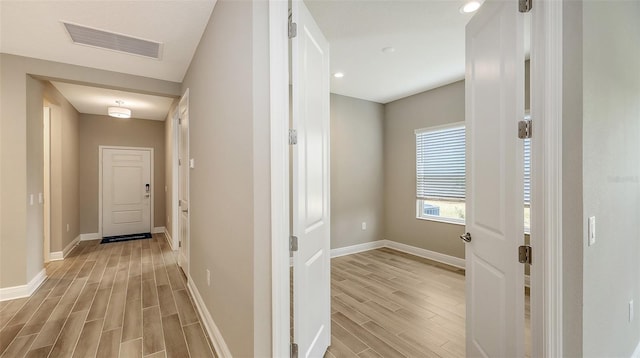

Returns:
187,278,232,358
50,235,80,261
152,226,165,234
0,268,47,302
382,239,466,270
80,232,100,241
163,228,176,251
632,339,640,358
330,240,386,258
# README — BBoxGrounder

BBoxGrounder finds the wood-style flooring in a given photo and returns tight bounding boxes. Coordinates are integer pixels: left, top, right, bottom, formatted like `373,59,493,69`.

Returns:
324,248,531,358
0,234,216,358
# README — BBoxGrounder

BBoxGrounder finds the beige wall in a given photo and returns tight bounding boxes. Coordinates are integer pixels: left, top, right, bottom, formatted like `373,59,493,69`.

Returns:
384,81,466,258
43,82,80,253
79,114,166,234
180,0,271,355
0,53,180,288
331,94,385,249
582,0,640,355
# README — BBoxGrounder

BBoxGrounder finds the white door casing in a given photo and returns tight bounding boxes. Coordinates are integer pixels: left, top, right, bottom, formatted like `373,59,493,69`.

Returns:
102,148,152,237
465,1,525,357
291,1,331,356
178,90,190,274
43,106,51,263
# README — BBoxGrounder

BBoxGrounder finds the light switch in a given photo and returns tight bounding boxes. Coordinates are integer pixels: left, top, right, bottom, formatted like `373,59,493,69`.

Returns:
39,193,43,204
588,216,596,246
361,222,367,230
189,158,195,169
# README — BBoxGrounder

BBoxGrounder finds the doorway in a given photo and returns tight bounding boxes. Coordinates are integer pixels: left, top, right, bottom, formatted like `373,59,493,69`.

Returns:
177,90,190,275
99,146,153,237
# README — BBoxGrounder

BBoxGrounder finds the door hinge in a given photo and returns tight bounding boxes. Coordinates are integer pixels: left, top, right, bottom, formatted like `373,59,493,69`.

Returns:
289,129,298,145
178,117,182,125
288,20,298,39
519,0,532,12
179,240,182,248
519,245,532,264
289,236,298,252
290,342,298,358
518,120,532,139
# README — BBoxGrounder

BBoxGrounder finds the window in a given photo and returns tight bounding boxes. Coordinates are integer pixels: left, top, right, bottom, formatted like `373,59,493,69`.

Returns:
416,122,531,228
416,123,466,224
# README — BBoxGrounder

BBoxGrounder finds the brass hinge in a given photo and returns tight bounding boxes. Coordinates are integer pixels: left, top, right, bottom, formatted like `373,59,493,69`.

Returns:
179,241,182,248
289,236,298,252
519,245,532,264
518,120,532,139
290,342,298,358
519,0,532,12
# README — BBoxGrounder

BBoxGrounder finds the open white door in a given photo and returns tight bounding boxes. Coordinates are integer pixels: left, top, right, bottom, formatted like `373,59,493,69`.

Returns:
102,148,152,237
178,90,190,274
465,1,525,357
291,0,331,356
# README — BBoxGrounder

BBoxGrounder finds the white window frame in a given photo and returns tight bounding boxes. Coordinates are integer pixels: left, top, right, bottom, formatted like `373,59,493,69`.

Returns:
415,122,466,225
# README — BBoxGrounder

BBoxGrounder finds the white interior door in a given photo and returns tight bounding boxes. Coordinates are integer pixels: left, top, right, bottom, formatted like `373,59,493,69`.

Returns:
291,0,331,356
178,91,190,273
102,148,152,237
465,1,525,357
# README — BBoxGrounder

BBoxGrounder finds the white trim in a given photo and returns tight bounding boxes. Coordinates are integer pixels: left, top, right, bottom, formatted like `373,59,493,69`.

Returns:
151,226,165,234
330,240,386,258
531,0,564,356
80,233,100,241
0,268,47,302
163,227,176,251
98,146,154,238
414,121,465,134
50,235,80,261
269,0,291,357
383,240,466,270
171,108,180,250
187,277,232,358
632,340,640,358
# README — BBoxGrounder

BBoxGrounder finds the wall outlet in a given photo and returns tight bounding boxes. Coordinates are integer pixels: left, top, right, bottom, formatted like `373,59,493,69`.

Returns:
39,193,43,204
630,300,634,322
206,269,211,286
66,224,70,232
361,222,367,230
588,216,596,246
189,158,195,169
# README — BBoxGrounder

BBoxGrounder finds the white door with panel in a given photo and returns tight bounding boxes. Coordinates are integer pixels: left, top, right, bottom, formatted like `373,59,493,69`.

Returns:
291,0,331,356
178,91,190,273
102,148,152,237
465,0,525,356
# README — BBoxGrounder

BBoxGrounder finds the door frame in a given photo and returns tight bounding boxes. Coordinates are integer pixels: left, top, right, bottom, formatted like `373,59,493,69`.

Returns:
177,89,190,275
268,0,564,356
98,146,154,237
43,106,51,264
171,107,180,250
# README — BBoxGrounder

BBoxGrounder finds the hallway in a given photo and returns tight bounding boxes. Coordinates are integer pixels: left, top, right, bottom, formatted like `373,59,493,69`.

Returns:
0,235,216,358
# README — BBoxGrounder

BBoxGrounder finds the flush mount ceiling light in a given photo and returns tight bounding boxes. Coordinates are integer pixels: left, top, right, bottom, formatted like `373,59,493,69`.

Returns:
460,0,482,13
108,100,132,118
333,72,345,78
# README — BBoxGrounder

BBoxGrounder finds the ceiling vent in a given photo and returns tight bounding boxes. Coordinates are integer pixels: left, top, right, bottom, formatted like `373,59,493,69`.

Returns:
62,22,162,60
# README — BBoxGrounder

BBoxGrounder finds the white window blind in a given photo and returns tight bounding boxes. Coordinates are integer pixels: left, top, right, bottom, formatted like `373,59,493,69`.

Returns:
416,125,466,201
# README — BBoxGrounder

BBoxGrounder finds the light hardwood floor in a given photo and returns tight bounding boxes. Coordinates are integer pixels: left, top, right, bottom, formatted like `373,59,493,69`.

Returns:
324,248,531,358
0,234,216,358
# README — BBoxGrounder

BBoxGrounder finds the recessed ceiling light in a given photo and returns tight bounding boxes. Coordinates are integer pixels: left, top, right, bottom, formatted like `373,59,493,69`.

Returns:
334,72,345,78
460,0,481,13
382,47,396,54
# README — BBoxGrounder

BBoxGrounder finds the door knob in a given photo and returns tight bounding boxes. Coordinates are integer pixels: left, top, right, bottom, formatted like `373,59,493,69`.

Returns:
460,232,472,242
